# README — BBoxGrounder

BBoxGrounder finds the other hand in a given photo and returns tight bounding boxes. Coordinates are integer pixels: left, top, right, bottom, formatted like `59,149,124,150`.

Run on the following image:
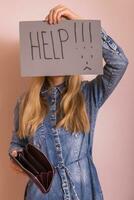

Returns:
10,150,27,176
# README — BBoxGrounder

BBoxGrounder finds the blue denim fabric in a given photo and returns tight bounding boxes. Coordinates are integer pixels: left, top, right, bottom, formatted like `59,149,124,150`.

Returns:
8,27,129,200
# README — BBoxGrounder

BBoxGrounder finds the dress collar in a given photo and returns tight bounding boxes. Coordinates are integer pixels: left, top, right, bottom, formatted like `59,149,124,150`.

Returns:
40,80,67,95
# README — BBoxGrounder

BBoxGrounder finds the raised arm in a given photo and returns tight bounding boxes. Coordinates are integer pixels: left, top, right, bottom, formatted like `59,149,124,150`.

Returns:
86,27,129,109
8,96,28,157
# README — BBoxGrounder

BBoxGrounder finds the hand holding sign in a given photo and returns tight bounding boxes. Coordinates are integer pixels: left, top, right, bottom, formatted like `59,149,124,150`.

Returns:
44,4,82,24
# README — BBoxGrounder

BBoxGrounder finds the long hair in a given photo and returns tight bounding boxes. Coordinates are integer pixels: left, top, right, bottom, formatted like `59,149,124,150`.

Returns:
18,75,90,139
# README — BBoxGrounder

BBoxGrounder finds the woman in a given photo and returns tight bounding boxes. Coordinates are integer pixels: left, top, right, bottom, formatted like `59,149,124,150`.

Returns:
8,4,129,200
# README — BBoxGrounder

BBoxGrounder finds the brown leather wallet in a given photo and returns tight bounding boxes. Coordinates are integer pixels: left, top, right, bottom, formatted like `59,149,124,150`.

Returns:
9,143,56,193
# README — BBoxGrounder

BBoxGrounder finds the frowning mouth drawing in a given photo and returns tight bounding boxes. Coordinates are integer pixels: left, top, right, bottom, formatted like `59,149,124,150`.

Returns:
83,66,92,71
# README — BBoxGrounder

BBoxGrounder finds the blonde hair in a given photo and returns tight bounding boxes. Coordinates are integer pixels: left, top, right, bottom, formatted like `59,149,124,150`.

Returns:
18,75,90,139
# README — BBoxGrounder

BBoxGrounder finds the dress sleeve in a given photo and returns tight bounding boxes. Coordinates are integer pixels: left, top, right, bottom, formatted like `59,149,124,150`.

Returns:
8,96,28,157
86,27,129,109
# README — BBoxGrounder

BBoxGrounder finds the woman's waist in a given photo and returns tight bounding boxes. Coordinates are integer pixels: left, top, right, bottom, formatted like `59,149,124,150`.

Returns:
54,152,92,169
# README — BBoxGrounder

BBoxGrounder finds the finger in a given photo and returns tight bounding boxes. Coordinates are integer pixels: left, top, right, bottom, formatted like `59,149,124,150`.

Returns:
52,9,59,24
11,162,26,174
15,168,27,175
57,8,68,23
11,150,18,157
48,4,65,24
10,162,23,172
53,7,66,24
11,149,23,157
48,9,54,24
51,5,65,24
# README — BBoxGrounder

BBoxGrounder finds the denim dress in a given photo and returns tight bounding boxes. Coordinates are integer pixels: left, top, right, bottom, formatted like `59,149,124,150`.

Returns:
8,28,129,200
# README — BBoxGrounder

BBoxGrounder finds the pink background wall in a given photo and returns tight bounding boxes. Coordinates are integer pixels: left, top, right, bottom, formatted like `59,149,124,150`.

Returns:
0,0,133,199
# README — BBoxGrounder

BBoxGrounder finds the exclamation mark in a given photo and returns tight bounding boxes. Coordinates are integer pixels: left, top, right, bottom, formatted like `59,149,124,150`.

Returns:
74,22,77,44
89,21,92,43
89,21,93,59
82,22,84,42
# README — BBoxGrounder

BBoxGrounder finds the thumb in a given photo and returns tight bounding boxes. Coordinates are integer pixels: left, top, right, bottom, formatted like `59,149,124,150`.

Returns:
11,150,18,157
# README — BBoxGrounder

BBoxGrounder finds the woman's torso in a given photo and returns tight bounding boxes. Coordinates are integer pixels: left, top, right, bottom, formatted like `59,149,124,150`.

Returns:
24,80,104,200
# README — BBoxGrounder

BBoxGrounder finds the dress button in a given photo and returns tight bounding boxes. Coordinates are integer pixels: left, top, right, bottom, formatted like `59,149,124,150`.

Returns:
56,145,60,150
56,147,60,151
74,133,78,138
51,98,55,103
